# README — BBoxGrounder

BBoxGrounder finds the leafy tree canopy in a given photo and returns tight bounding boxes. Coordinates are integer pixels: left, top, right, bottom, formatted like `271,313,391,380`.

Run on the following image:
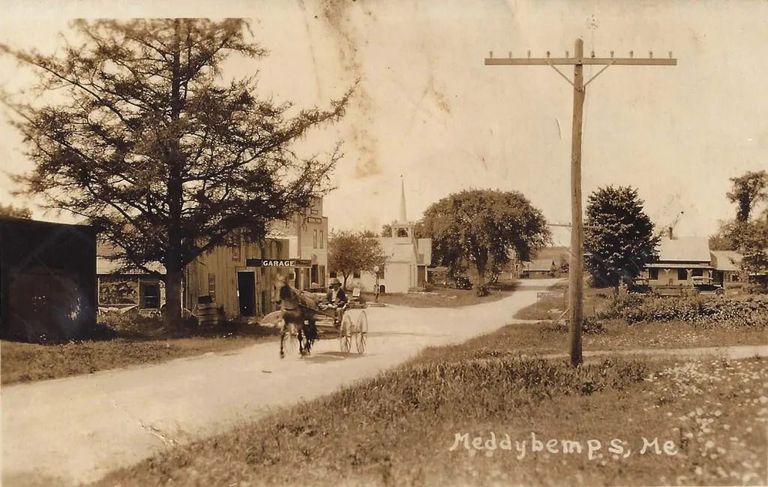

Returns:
328,230,387,289
727,170,767,222
1,19,350,325
420,189,550,295
584,186,660,288
710,170,768,288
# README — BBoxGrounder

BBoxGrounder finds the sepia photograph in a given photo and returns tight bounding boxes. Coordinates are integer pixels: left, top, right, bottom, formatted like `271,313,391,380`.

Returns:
0,1,766,486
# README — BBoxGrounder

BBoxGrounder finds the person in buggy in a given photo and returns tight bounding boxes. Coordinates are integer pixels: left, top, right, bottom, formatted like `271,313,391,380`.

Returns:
319,277,348,324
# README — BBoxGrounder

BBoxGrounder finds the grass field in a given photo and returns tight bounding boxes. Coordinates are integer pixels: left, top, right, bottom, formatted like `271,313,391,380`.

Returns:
1,320,278,385
366,281,519,308
98,325,768,487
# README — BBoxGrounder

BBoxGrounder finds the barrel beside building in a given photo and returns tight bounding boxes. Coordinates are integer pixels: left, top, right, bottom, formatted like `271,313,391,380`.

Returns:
0,217,97,342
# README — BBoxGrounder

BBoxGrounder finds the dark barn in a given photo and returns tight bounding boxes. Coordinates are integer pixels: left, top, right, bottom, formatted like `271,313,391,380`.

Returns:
0,217,97,342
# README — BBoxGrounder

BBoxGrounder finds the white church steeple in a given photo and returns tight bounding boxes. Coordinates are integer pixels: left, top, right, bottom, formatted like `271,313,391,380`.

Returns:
392,176,414,239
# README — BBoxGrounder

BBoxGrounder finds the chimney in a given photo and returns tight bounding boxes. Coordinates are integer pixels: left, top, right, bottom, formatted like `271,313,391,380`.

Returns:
667,227,674,239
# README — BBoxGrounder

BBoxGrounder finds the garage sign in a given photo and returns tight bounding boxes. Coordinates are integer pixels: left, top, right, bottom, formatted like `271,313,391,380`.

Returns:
246,259,312,268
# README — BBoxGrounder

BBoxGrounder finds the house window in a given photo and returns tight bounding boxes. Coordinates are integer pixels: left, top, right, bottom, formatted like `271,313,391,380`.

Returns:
692,269,703,277
229,231,241,261
353,270,361,278
330,271,337,278
319,230,324,249
677,269,688,281
649,268,659,280
208,273,216,300
140,282,161,309
730,274,740,282
313,230,318,249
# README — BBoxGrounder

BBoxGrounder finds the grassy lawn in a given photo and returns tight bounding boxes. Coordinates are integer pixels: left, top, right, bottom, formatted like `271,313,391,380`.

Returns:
366,281,519,308
1,319,278,385
99,326,767,486
401,318,767,369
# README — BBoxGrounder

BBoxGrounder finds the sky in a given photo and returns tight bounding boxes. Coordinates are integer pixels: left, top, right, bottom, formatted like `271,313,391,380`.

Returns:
1,0,766,246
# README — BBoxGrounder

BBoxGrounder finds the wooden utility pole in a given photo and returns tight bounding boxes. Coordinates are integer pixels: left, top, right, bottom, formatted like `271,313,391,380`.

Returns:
485,38,676,366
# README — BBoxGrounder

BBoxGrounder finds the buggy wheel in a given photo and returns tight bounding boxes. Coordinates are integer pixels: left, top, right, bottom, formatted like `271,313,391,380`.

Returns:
282,322,299,357
339,314,353,353
355,311,368,354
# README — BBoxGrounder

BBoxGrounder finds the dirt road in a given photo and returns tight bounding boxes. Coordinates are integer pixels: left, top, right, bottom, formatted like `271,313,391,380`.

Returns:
1,279,555,486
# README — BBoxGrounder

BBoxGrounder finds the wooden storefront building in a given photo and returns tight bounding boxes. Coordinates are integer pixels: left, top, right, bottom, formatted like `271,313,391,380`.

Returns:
184,232,290,320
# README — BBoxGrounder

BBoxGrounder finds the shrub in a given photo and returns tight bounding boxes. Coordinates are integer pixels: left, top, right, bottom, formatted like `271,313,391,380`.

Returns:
619,295,768,329
597,293,645,320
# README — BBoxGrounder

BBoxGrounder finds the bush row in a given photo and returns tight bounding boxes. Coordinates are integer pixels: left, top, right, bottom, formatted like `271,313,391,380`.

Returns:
600,294,768,328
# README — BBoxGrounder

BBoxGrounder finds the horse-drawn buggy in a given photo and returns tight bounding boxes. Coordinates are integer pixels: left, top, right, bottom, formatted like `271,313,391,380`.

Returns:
278,277,368,359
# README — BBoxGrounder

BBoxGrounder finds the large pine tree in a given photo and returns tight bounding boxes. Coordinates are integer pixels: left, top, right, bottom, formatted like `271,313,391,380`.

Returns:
2,19,349,327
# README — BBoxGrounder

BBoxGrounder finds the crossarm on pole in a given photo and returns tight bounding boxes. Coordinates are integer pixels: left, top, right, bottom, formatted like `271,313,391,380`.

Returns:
584,60,616,87
547,60,575,89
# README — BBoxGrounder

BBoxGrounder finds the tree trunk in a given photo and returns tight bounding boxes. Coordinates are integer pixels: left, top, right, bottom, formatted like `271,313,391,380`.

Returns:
165,262,183,330
163,20,185,331
474,253,489,297
342,272,349,290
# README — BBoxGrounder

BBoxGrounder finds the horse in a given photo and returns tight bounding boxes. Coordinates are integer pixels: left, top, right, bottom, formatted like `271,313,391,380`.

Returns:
277,280,319,359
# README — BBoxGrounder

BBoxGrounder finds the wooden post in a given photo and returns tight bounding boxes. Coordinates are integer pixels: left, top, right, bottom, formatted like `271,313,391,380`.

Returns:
483,38,676,367
569,39,585,366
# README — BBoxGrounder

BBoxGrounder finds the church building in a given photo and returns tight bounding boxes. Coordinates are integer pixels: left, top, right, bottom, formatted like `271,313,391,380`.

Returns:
358,179,431,294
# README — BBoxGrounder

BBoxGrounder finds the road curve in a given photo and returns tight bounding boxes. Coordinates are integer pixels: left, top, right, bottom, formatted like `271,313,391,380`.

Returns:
1,279,556,486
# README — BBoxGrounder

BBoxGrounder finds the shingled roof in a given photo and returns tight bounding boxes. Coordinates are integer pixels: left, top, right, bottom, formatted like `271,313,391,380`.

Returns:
711,250,742,272
655,237,711,263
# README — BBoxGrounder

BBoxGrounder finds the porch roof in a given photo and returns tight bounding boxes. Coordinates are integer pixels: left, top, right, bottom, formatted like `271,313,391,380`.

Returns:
646,263,713,270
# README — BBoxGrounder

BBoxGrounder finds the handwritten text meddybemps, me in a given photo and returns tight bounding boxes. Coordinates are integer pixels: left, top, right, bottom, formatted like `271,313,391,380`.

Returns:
448,432,679,460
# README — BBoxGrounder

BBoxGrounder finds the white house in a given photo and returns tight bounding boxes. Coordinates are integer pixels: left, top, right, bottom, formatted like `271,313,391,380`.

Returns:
643,232,712,286
357,179,432,294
